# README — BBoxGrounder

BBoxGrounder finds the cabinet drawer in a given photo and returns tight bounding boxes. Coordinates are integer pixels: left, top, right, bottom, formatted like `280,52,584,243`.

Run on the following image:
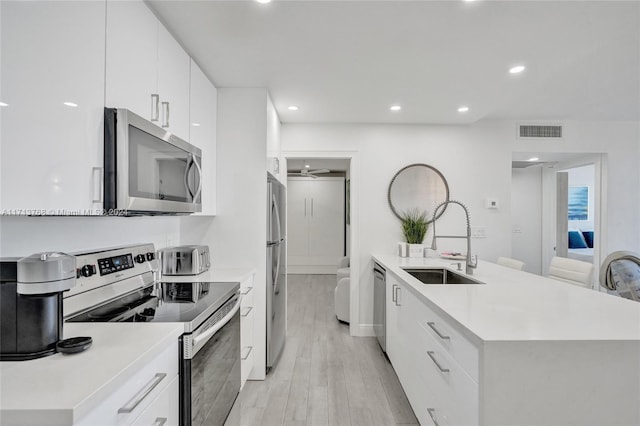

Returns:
241,305,254,349
131,375,179,426
414,321,479,426
414,301,479,382
77,342,178,425
241,345,254,386
240,285,254,309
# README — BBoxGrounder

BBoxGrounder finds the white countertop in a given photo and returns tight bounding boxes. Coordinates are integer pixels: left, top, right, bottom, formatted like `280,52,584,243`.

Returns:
0,322,183,425
158,267,255,285
373,255,640,343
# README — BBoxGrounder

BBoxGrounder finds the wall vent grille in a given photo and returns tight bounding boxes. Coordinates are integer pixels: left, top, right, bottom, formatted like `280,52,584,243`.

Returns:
518,125,563,139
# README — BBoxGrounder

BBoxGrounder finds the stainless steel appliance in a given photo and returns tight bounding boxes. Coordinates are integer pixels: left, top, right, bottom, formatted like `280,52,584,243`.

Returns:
0,252,76,360
104,108,202,215
158,245,211,276
64,244,240,426
373,262,386,352
267,172,287,371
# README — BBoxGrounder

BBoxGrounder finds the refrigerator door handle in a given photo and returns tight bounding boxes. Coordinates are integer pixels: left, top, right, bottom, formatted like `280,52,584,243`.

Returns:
273,243,281,295
272,193,282,242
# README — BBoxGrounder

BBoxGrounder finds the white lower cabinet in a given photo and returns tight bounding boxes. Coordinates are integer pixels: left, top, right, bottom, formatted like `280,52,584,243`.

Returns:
240,275,255,388
76,341,178,426
386,274,479,426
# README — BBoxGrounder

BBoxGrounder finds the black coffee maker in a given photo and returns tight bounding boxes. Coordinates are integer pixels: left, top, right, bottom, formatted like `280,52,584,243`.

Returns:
0,252,76,361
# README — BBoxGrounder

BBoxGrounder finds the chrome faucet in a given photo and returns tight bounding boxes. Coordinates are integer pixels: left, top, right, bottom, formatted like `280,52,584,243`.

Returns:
430,200,477,275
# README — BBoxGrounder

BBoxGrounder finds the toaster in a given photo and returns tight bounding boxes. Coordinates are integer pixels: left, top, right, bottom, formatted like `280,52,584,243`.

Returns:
158,245,210,276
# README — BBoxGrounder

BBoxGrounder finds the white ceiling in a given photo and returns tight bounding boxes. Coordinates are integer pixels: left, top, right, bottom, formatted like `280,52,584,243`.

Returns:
148,0,640,125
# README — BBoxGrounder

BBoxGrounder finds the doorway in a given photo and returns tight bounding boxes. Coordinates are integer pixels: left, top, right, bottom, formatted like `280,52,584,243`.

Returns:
511,152,606,287
282,151,360,336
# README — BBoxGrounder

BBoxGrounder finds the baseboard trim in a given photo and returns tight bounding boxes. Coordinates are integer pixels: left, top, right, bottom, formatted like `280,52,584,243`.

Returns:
353,324,375,337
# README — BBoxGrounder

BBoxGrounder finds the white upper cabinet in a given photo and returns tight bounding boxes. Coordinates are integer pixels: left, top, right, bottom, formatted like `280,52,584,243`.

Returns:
190,59,218,215
0,1,106,214
157,25,191,141
105,0,190,141
105,1,157,123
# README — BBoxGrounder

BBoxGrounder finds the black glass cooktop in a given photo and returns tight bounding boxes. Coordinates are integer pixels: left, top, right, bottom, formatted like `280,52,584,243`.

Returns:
67,281,239,332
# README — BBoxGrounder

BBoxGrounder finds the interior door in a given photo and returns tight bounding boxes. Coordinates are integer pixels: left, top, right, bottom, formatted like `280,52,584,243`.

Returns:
308,179,345,259
555,172,569,258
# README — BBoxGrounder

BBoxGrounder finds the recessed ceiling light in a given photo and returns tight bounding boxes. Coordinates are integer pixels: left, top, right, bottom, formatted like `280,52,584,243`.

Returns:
527,157,539,162
63,102,78,107
390,105,401,111
191,123,201,127
288,105,299,111
256,0,271,4
509,65,526,74
304,164,310,169
0,102,8,107
457,106,470,113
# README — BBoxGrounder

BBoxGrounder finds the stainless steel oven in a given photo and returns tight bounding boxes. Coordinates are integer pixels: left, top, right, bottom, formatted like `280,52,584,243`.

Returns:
64,245,241,426
103,108,202,215
180,292,240,426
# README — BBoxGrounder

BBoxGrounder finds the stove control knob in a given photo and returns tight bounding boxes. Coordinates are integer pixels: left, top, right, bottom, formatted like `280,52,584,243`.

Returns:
146,252,155,261
80,264,95,278
135,254,146,264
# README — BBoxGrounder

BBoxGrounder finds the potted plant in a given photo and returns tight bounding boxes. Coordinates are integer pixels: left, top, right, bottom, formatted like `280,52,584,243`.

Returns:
400,209,429,257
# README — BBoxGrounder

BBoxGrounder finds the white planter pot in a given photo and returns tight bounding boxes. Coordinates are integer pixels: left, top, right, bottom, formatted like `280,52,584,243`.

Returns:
408,244,424,258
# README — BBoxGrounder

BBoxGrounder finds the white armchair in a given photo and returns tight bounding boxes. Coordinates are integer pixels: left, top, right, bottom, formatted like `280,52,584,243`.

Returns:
335,257,350,323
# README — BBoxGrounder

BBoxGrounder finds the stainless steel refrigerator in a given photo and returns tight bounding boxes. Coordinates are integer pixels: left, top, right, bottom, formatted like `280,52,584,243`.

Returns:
267,172,286,371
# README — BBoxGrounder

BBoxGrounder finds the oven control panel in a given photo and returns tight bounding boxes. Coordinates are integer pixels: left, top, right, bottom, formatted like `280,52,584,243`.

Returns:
98,253,135,276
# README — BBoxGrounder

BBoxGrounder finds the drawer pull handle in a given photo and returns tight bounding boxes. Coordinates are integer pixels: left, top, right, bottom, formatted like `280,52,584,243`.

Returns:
240,286,253,295
427,351,450,373
153,418,167,426
241,346,253,360
117,373,167,414
427,408,439,426
427,322,450,340
241,306,253,317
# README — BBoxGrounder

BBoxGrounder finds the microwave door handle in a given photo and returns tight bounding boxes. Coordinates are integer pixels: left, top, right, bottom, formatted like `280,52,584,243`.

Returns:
184,155,195,200
192,156,202,203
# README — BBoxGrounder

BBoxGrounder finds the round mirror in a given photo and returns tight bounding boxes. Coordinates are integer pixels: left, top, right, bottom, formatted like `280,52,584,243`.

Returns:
388,163,449,223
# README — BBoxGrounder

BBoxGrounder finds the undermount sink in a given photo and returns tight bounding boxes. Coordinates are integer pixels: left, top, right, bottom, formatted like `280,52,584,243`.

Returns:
402,268,484,285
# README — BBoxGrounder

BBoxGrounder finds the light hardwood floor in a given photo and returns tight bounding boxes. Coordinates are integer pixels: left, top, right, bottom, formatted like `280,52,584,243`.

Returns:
225,274,418,426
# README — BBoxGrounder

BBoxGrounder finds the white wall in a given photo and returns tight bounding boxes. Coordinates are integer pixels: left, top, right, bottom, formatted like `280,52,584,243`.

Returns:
511,167,543,274
515,120,640,255
205,87,269,379
0,216,181,257
282,122,514,333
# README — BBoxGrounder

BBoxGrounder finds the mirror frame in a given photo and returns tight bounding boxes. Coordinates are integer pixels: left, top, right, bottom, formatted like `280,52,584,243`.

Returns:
387,163,450,223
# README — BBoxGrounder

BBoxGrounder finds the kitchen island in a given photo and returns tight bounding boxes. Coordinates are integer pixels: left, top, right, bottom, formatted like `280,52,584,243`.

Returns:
0,322,183,426
373,255,640,426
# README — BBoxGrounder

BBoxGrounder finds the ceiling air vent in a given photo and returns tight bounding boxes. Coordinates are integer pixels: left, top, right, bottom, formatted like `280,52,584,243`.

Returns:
518,124,563,139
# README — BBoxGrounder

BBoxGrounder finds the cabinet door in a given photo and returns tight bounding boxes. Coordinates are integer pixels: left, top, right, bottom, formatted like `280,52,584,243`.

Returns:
157,24,191,141
105,0,158,121
308,179,345,260
190,60,217,215
0,1,106,213
286,179,309,257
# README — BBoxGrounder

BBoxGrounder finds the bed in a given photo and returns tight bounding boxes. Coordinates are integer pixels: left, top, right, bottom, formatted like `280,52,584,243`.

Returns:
568,230,594,263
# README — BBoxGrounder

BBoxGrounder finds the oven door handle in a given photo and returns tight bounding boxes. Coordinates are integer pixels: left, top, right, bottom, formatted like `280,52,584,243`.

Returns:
192,297,241,355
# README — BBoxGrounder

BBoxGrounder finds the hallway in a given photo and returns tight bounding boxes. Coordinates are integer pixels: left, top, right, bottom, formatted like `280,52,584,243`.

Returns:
226,274,418,426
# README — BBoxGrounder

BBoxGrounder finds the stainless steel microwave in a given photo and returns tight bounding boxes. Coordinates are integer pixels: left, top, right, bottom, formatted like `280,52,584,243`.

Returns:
104,108,202,215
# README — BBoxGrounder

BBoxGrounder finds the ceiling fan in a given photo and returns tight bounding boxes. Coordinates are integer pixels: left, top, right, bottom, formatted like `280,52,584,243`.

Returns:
288,167,331,179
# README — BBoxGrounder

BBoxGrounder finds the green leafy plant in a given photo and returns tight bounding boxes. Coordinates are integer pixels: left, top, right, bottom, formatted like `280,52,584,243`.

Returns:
400,209,429,244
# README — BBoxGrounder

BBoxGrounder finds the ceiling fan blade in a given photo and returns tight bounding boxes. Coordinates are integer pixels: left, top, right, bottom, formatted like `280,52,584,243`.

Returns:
310,169,330,174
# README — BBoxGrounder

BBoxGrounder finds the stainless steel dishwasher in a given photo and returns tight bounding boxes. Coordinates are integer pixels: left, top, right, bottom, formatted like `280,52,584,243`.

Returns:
373,262,387,352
